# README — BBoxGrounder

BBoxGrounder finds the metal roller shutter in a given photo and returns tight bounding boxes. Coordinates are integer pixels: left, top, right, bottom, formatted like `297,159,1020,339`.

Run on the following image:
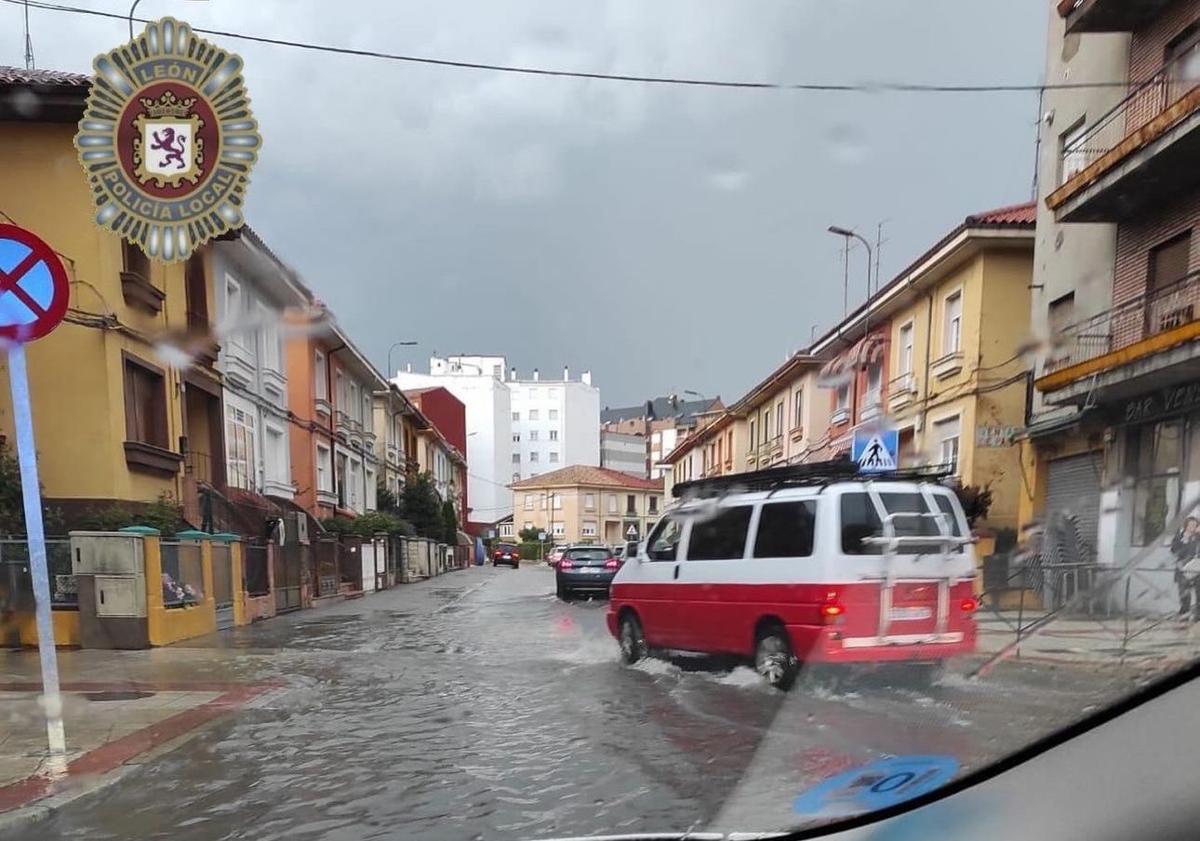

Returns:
1045,452,1103,550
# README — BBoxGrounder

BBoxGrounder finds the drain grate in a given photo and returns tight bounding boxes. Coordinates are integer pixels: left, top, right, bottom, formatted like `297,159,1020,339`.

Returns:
85,690,155,702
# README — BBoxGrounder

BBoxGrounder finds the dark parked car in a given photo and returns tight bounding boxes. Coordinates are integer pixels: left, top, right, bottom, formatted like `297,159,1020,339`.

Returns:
492,544,520,568
555,546,621,599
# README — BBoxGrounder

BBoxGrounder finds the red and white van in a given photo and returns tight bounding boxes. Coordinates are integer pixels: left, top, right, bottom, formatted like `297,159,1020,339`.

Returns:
606,473,977,689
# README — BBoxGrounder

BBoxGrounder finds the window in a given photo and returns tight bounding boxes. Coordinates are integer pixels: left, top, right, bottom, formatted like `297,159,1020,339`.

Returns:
1149,231,1191,292
865,362,882,405
549,430,559,441
841,493,882,555
943,290,963,354
529,430,539,441
749,419,757,449
898,322,914,375
512,411,520,421
584,493,595,510
842,492,945,555
793,389,804,429
1060,119,1088,185
549,452,559,463
934,416,961,474
122,240,150,280
608,494,618,514
754,501,817,558
549,409,559,420
500,523,513,537
647,517,683,561
687,506,753,561
335,370,345,409
265,426,286,484
524,494,533,510
528,388,538,398
552,523,565,536
626,494,637,515
349,459,363,511
512,472,520,483
1048,292,1076,335
123,356,168,449
365,467,377,510
835,384,849,411
349,382,360,421
529,409,539,421
648,495,658,515
762,407,771,442
314,351,328,400
513,433,520,443
1128,420,1183,546
582,521,597,537
225,404,256,490
530,451,539,463
260,301,280,371
316,444,332,492
512,453,521,464
492,364,502,378
776,400,784,437
553,493,562,510
225,276,245,346
1167,24,1200,100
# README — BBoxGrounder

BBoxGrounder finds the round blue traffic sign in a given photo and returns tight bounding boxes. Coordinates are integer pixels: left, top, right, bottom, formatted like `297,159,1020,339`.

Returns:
793,754,960,818
0,224,70,343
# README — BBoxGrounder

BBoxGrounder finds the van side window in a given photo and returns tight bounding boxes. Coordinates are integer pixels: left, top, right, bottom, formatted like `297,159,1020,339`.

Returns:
686,506,753,561
840,493,883,555
932,493,966,553
753,501,816,558
647,517,683,561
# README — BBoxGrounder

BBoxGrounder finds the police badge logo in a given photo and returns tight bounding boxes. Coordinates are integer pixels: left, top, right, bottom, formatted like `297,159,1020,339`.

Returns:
74,17,262,263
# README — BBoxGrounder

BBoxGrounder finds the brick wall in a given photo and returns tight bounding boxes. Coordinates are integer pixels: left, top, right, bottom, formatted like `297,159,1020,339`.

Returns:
1124,1,1200,132
1113,187,1200,304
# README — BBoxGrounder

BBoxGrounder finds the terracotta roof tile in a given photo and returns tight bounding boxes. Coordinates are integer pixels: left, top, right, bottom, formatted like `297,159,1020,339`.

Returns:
510,465,663,491
966,201,1037,227
0,66,90,88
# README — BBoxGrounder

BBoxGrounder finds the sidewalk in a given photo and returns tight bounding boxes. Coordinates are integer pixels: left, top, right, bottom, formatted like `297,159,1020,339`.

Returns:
0,649,274,829
975,609,1200,669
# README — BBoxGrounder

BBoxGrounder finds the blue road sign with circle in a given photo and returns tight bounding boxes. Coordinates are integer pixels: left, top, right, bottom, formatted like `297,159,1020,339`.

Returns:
0,224,70,343
793,754,960,817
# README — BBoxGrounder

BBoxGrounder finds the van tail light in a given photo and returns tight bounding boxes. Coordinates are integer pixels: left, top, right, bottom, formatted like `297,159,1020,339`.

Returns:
820,603,846,624
559,559,573,570
960,597,978,613
493,551,501,559
604,558,620,569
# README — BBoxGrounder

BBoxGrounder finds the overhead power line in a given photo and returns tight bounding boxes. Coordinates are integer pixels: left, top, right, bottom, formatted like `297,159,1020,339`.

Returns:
4,0,1144,95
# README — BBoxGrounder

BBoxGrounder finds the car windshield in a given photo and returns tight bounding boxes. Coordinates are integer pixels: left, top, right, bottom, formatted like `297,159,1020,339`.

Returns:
3,1,1198,839
566,548,610,562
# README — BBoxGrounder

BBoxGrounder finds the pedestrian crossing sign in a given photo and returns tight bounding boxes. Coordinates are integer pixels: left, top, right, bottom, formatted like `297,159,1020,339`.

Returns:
852,429,899,473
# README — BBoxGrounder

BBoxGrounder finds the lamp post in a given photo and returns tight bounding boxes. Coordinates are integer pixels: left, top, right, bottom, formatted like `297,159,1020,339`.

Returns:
129,0,209,39
386,340,418,380
827,226,874,339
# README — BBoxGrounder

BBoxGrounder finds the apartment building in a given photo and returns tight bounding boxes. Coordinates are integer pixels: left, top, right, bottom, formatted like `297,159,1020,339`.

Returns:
511,465,663,545
600,396,724,479
372,385,420,497
510,367,600,481
1031,0,1200,608
600,431,648,477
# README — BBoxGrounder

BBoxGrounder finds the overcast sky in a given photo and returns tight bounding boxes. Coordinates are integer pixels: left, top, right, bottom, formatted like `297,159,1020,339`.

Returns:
5,0,1048,406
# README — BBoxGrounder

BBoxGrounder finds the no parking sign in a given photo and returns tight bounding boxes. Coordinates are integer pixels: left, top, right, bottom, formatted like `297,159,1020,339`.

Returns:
0,224,69,342
793,755,960,818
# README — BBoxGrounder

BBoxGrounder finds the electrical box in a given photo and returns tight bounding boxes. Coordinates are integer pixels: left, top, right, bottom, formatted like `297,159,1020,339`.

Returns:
94,575,147,618
71,532,146,576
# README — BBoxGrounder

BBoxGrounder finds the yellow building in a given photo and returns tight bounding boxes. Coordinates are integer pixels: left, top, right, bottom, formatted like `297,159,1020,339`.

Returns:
0,68,222,523
512,465,664,546
878,203,1036,531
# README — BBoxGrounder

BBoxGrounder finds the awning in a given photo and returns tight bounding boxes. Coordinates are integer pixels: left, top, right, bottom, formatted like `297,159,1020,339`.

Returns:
819,333,888,378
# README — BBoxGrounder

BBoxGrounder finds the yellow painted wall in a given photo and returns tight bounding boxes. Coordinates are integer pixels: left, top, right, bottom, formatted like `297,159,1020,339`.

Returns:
16,609,81,648
0,122,190,507
144,536,216,646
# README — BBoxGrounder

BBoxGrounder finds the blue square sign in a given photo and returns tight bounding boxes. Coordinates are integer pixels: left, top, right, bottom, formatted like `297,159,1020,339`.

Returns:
852,429,899,473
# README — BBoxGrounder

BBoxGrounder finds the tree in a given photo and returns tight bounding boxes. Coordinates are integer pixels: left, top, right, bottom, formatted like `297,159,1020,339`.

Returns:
76,493,184,536
376,481,400,516
518,526,542,543
322,512,415,538
441,500,459,545
954,484,994,528
401,472,446,540
0,439,64,535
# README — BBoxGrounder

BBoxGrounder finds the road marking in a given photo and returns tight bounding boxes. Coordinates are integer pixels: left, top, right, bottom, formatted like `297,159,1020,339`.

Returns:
434,580,488,614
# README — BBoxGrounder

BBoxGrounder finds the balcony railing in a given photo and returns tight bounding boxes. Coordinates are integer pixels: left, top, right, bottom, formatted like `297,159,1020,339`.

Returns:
1061,52,1199,182
1045,271,1200,375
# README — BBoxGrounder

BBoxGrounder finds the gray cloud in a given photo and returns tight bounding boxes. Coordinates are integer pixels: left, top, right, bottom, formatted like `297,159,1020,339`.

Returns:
7,0,1046,405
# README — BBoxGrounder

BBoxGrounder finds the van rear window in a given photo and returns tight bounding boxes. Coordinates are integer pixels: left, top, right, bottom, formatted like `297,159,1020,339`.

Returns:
753,501,816,558
841,491,959,555
686,506,753,561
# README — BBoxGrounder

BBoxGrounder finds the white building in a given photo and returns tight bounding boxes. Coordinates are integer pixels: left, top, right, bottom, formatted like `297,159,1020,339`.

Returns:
393,355,512,525
510,366,600,481
600,431,647,477
212,231,301,502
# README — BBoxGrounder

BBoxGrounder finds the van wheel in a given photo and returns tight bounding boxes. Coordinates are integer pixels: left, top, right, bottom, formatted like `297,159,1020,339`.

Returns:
755,626,799,691
618,613,647,664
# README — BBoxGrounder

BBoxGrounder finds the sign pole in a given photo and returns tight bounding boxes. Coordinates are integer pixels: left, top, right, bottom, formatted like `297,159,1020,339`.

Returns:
8,342,66,755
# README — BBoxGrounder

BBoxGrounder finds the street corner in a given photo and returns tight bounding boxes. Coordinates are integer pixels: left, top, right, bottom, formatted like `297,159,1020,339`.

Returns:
0,678,278,824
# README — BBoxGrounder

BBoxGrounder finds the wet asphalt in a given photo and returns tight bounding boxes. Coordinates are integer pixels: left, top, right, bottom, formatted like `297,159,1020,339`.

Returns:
12,564,1140,841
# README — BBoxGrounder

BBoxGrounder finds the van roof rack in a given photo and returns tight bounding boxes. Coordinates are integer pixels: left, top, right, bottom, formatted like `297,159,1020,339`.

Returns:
671,458,953,499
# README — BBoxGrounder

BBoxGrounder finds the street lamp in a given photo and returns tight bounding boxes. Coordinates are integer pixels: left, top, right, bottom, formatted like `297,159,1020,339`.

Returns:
683,389,707,401
386,340,418,380
828,225,874,338
129,0,209,39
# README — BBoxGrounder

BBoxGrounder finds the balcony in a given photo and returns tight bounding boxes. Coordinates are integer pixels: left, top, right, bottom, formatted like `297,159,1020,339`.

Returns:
386,444,400,464
314,397,333,419
830,407,850,426
931,351,964,380
1048,53,1200,224
1037,271,1200,403
859,395,883,422
887,372,917,412
1059,0,1177,35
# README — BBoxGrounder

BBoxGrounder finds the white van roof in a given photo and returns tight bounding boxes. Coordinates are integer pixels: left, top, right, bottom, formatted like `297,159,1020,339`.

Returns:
669,479,959,512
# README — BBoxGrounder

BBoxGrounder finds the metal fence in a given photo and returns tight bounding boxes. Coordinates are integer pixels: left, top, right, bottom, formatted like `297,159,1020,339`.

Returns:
244,541,270,597
1046,271,1200,373
0,538,74,609
161,540,204,608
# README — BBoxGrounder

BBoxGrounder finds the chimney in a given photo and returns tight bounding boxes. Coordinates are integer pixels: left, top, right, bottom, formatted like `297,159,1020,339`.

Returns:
563,365,570,381
582,371,592,386
510,366,517,381
533,368,540,382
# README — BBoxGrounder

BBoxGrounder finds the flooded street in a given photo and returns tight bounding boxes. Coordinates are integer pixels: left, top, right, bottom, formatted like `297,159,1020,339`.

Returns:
11,565,1137,841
